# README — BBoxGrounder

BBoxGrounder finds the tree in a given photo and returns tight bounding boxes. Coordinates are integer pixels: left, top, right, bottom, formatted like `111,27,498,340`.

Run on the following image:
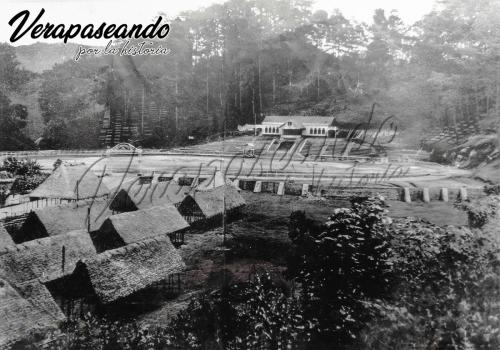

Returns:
288,197,394,345
0,92,35,151
0,157,46,195
169,273,313,350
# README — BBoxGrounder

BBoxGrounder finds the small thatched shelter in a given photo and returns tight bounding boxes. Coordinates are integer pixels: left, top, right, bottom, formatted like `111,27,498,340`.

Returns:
0,223,14,249
109,181,190,212
17,201,113,243
74,236,185,306
0,230,97,319
0,278,65,349
0,230,97,285
29,164,109,201
177,185,246,225
93,205,189,251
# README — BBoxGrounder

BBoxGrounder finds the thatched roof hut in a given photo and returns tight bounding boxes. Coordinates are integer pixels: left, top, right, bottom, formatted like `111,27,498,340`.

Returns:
29,165,109,200
75,236,185,304
93,205,189,252
0,224,13,249
109,181,190,212
0,230,97,284
196,170,239,191
17,201,113,243
177,185,246,223
0,278,65,349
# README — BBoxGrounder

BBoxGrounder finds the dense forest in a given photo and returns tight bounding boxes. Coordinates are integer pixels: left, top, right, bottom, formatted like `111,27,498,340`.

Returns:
1,0,500,150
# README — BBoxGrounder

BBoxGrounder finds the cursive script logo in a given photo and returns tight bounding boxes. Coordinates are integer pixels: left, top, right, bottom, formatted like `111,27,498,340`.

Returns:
8,9,170,44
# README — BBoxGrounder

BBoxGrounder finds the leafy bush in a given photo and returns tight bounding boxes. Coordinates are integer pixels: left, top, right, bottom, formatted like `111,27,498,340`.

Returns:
458,196,498,228
39,274,312,350
1,157,41,176
169,273,313,350
11,173,48,195
0,157,46,195
484,185,500,196
362,218,499,350
288,196,394,345
36,316,173,350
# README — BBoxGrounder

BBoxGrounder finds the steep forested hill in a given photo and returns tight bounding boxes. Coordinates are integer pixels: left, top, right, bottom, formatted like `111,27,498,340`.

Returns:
1,0,498,152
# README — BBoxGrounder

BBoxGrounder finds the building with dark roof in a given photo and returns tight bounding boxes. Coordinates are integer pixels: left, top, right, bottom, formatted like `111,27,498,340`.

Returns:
93,205,189,251
29,164,109,201
73,236,185,306
17,201,113,243
109,181,190,212
0,230,97,285
0,278,65,349
177,185,245,225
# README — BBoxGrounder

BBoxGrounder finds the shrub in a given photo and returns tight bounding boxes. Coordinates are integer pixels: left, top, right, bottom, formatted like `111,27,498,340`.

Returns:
1,157,41,176
38,274,313,350
458,196,498,228
362,218,499,350
0,157,46,195
169,273,314,350
288,196,394,345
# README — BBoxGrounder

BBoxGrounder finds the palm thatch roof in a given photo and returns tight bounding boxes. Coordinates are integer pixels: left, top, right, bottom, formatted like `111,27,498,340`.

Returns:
18,201,113,241
0,278,64,349
76,236,184,304
96,205,189,249
180,185,246,219
29,165,109,200
0,224,13,249
196,171,239,191
0,230,97,284
109,181,190,211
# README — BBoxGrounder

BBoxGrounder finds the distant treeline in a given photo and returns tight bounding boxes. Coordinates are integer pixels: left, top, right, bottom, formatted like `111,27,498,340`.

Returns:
0,0,499,150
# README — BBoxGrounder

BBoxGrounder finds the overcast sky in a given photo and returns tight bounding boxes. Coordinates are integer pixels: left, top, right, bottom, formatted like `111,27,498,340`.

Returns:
1,0,437,46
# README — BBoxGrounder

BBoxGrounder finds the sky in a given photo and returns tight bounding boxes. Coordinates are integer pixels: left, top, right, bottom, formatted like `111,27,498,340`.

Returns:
1,0,437,46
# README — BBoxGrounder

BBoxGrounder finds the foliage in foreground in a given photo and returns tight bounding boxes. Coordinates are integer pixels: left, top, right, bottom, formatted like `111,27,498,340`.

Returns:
288,197,394,345
0,157,47,195
38,274,312,350
361,218,499,350
27,196,500,350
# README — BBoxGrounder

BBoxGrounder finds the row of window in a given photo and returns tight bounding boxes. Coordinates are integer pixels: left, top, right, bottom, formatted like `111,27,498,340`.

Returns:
264,126,327,134
309,128,326,135
264,127,279,133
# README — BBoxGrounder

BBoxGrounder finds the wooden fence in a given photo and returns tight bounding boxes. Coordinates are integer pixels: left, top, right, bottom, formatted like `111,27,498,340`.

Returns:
0,198,75,219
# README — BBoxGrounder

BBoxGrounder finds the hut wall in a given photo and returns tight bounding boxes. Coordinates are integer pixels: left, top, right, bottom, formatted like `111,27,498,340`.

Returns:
109,190,137,212
168,230,185,247
90,222,126,253
15,214,47,243
45,275,97,321
177,197,205,224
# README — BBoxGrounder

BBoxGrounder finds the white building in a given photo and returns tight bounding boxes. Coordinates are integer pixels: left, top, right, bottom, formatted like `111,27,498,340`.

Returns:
260,116,338,138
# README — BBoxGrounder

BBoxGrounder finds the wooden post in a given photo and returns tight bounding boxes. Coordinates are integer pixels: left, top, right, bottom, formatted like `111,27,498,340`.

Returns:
233,179,240,189
277,182,285,195
459,187,468,201
253,181,262,193
422,188,430,203
403,187,411,203
441,188,449,202
301,184,309,196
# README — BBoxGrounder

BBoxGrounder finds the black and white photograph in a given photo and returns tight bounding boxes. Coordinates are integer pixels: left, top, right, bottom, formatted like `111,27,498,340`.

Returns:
1,0,500,349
